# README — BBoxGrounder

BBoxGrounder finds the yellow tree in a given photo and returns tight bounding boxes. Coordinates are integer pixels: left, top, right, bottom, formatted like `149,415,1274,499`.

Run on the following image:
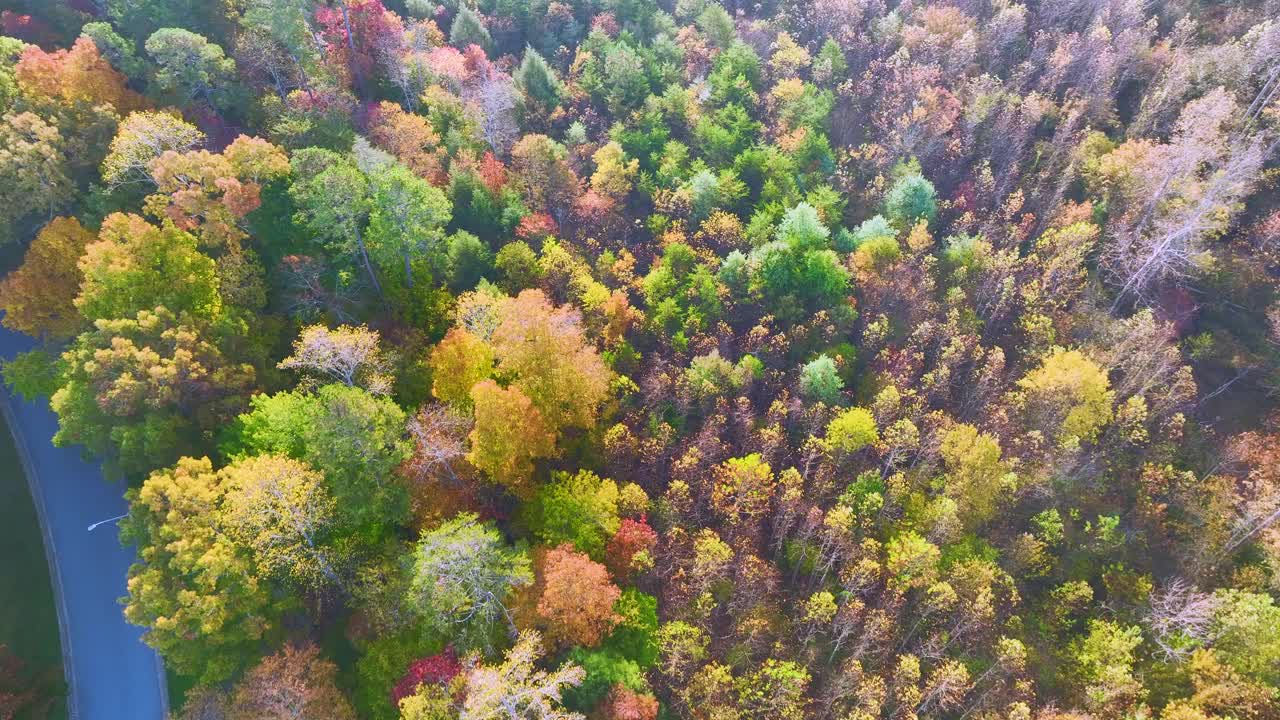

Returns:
121,457,277,683
0,217,92,339
220,454,342,591
1015,348,1114,447
467,379,556,497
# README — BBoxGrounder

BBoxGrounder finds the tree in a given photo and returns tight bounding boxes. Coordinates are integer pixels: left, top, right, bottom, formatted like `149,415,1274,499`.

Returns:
510,135,578,218
122,457,277,683
429,328,495,409
230,384,411,538
1209,589,1280,686
101,111,205,189
51,308,254,479
446,231,492,291
392,648,462,706
591,142,638,199
1070,620,1145,714
144,135,291,248
488,289,612,436
516,47,561,113
467,379,556,495
883,173,937,229
76,213,222,324
278,324,392,394
0,112,72,244
1015,348,1114,446
410,512,532,652
0,216,92,339
289,148,383,297
536,545,621,649
825,407,878,454
799,355,843,404
529,470,621,559
711,454,776,526
604,518,657,582
367,102,446,180
366,163,453,289
80,21,147,81
736,660,810,720
145,28,237,109
14,36,144,113
449,7,491,52
220,454,343,590
461,630,585,720
939,424,1013,529
226,643,357,720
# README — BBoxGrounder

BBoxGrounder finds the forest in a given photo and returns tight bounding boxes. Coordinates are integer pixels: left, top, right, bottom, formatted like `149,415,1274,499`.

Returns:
0,0,1279,717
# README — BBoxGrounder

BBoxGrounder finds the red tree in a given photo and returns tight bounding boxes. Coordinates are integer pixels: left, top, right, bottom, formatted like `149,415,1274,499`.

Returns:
391,647,462,704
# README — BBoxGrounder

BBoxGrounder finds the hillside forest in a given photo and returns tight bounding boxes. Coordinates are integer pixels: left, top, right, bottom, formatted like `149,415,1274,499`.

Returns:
1,0,1280,718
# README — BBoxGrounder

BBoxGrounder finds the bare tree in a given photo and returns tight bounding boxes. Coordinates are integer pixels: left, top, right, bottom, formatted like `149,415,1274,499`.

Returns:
1144,578,1221,661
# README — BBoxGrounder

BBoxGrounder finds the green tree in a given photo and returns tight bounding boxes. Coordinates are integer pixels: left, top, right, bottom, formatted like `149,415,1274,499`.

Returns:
516,47,562,113
528,470,621,559
77,213,222,324
145,28,237,109
366,163,453,289
289,148,383,298
449,7,492,52
410,513,532,652
1210,589,1280,685
229,384,411,538
883,173,938,229
799,355,843,404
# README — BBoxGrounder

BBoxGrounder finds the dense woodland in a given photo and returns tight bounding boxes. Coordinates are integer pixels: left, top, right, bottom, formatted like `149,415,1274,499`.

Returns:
1,0,1280,717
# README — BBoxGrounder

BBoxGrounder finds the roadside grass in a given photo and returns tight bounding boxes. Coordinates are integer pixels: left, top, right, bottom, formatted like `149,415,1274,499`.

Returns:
0,409,67,719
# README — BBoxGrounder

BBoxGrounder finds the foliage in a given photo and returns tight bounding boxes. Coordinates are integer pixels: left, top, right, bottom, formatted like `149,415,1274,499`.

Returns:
409,512,532,652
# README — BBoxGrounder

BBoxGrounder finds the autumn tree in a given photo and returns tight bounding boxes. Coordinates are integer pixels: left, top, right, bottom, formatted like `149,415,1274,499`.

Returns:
278,324,392,394
101,111,205,189
51,308,254,478
220,454,343,591
510,135,578,219
410,512,532,652
468,380,557,496
1015,348,1114,447
143,134,290,248
122,457,278,683
0,216,92,339
536,545,621,649
0,112,72,243
429,328,495,409
459,630,585,720
226,643,356,720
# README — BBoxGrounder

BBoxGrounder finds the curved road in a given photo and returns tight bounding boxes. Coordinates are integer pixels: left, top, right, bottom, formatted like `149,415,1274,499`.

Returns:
0,325,167,720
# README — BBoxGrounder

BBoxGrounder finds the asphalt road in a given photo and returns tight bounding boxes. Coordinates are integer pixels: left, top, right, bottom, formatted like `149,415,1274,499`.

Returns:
0,325,167,720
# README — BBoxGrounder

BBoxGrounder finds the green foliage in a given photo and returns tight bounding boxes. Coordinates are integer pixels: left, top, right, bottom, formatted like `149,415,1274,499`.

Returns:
799,354,843,404
445,231,493,291
528,469,621,559
883,173,938,229
1211,590,1280,685
449,6,492,51
602,589,660,668
228,385,411,538
563,648,647,710
516,47,562,111
2,350,63,402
